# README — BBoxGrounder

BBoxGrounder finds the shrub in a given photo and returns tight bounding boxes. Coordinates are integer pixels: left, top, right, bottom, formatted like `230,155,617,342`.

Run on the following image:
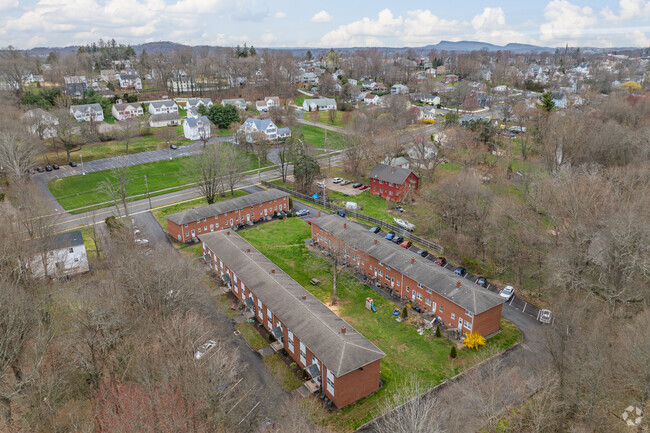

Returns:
449,345,457,358
289,362,297,369
463,332,486,350
105,215,124,233
402,306,408,318
435,326,441,338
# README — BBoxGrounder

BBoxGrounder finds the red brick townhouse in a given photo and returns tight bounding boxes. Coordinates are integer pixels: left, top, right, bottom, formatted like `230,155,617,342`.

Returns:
199,230,386,408
368,163,419,202
166,190,289,243
310,215,504,337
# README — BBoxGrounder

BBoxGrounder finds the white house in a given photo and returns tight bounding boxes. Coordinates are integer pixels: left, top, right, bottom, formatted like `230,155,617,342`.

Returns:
111,103,143,121
169,77,196,92
391,84,409,94
23,108,58,139
28,231,89,279
70,104,104,122
149,112,181,128
362,81,376,90
186,98,213,111
421,95,441,106
118,73,142,90
552,93,568,109
239,118,280,142
265,96,280,109
100,69,117,82
302,98,337,111
148,100,179,115
183,115,211,140
364,94,381,105
221,98,247,110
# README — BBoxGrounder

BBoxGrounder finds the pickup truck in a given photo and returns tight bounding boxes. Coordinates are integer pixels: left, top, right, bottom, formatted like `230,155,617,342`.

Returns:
393,218,415,231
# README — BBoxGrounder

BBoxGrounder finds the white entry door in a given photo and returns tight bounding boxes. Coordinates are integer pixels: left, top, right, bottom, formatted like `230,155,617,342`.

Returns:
411,290,416,302
458,317,463,330
264,209,268,217
210,224,214,231
191,229,195,238
390,277,394,288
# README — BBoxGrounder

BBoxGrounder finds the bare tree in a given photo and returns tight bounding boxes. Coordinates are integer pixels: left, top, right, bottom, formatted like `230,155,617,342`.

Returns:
0,121,39,185
222,145,248,195
118,117,140,155
52,108,83,163
0,47,33,100
187,142,224,204
100,158,132,218
276,137,296,183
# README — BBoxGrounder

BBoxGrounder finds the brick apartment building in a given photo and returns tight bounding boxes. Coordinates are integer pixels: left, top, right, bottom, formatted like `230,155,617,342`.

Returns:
310,215,504,337
199,230,386,408
166,190,289,243
368,163,419,202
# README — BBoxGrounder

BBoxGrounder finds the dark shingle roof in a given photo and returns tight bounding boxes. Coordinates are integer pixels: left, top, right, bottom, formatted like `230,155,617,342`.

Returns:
368,163,415,185
311,215,504,315
35,230,85,250
199,230,385,376
166,189,289,226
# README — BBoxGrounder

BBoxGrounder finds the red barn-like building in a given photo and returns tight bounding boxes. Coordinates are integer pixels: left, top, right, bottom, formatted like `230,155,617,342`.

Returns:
369,163,419,202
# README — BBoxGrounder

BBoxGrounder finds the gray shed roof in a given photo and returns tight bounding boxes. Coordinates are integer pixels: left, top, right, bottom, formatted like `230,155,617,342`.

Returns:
149,100,177,109
199,230,385,377
311,215,504,315
150,112,181,122
368,163,415,185
31,230,85,250
166,189,289,226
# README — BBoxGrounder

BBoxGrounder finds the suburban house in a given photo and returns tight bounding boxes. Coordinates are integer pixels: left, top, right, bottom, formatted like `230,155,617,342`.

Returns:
23,108,58,139
442,74,459,84
148,100,179,115
182,115,211,141
149,112,181,128
199,230,385,407
391,84,409,94
255,100,269,112
70,104,104,122
552,92,568,108
64,75,87,97
118,72,142,90
239,117,279,142
186,98,213,111
111,103,144,121
368,163,419,202
421,95,441,106
265,96,280,109
100,69,117,82
364,94,381,105
302,98,337,111
310,215,504,337
167,189,290,243
27,230,89,279
221,98,247,111
362,81,376,90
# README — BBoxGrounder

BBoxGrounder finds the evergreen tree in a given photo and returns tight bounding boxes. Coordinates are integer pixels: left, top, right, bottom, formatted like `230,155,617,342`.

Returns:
249,45,256,56
435,326,441,338
450,345,457,359
242,43,249,57
539,91,555,113
206,104,240,129
305,50,313,61
124,45,136,58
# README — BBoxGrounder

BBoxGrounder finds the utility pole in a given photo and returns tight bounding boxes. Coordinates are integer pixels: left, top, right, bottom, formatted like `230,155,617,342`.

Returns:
144,175,152,209
257,155,261,183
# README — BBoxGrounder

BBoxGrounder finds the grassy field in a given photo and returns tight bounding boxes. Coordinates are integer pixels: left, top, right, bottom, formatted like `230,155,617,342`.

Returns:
293,124,347,150
42,134,192,166
263,355,304,391
294,94,313,107
48,144,266,211
303,110,348,127
240,218,521,431
152,191,248,232
236,322,268,350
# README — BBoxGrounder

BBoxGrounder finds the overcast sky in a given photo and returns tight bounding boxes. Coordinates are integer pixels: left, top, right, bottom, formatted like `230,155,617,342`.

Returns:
1,0,649,49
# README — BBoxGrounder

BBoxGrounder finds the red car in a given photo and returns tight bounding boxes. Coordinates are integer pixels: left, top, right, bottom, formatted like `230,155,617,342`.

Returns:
359,184,369,190
434,256,447,266
400,240,412,248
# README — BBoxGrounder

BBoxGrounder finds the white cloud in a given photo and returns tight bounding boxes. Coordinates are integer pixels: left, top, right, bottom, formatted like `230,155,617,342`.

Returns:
311,10,333,23
627,30,650,45
471,7,506,31
0,0,18,11
401,10,462,45
260,32,276,44
319,9,402,46
274,11,286,18
470,7,535,45
539,0,597,43
601,0,650,21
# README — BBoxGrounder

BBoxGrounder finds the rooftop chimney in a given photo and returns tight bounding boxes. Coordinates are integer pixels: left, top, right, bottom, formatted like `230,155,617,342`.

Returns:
374,239,378,245
246,248,250,253
271,269,275,274
411,257,415,264
302,294,307,300
318,211,321,217
226,231,230,236
341,326,346,334
456,281,461,288
391,166,396,173
343,223,347,229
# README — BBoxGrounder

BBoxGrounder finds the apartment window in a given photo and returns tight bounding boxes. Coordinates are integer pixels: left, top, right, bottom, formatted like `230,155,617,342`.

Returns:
396,281,400,287
439,306,444,313
198,228,201,233
416,293,423,301
464,321,472,330
204,226,207,231
378,270,383,277
451,313,455,320
417,282,423,289
465,309,474,317
389,191,393,196
186,232,189,236
287,330,294,351
379,188,383,193
385,274,390,281
425,298,431,306
406,286,410,292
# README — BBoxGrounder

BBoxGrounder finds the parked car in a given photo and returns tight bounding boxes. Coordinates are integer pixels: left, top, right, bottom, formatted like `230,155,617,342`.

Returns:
69,161,77,167
500,286,514,301
392,236,404,244
476,277,488,287
170,144,178,149
416,249,428,257
134,238,149,246
454,267,466,276
332,177,343,183
28,168,35,174
36,166,44,172
359,184,369,190
434,256,446,266
385,231,395,240
52,164,59,170
400,240,412,249
45,165,53,172
369,226,381,234
316,181,326,188
393,218,415,231
352,182,363,188
295,209,310,216
341,180,353,185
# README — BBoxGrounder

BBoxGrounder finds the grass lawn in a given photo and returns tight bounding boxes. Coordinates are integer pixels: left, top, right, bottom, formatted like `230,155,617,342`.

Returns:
263,355,303,391
44,134,192,166
294,94,313,107
326,190,395,223
178,107,187,118
48,144,264,211
240,218,521,431
216,128,233,136
303,110,348,127
152,191,248,232
180,244,204,259
293,124,347,150
236,322,268,350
